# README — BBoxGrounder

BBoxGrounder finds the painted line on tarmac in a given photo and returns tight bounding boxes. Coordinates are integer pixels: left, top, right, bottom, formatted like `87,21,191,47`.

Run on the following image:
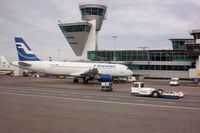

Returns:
167,102,176,104
84,96,91,98
0,86,137,99
1,87,200,104
1,91,200,111
136,100,145,102
1,86,200,103
109,97,118,100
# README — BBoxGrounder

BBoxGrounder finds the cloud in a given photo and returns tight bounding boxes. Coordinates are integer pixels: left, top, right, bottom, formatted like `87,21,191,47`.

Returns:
100,0,200,50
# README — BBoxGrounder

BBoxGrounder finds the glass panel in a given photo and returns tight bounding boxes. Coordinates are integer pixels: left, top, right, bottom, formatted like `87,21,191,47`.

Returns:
161,65,166,70
150,65,155,70
139,65,144,70
155,65,160,70
98,8,105,16
144,65,149,70
167,65,172,70
60,25,91,33
92,8,98,15
149,52,155,61
173,66,178,70
161,53,166,61
155,52,160,61
133,65,139,70
179,53,185,61
179,66,184,71
166,53,172,61
173,53,178,61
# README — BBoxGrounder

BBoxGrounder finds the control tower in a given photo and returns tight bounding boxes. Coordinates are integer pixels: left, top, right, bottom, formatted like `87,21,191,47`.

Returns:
186,29,200,80
58,3,107,60
184,29,200,57
190,29,200,43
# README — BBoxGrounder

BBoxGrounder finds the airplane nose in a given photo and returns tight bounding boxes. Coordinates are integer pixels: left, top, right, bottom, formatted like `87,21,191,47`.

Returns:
129,70,133,75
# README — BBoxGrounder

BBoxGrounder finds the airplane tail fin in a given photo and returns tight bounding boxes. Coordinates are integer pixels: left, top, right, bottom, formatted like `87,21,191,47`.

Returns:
15,37,40,61
0,55,9,65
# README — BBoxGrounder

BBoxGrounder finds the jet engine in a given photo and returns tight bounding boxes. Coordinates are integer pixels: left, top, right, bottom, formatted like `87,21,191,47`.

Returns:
99,74,111,82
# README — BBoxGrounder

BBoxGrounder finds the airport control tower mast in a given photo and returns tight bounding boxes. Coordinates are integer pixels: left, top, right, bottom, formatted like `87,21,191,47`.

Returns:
79,3,107,50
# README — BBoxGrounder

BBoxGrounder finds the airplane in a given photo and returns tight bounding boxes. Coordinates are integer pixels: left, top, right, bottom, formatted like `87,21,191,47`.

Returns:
0,55,15,75
11,37,133,83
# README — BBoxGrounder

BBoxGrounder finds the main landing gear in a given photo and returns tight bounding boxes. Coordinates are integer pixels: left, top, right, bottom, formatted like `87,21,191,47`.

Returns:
73,78,78,83
73,78,89,84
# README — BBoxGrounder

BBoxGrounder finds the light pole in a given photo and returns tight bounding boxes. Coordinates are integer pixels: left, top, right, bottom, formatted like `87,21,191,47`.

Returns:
112,35,117,61
138,46,148,50
138,46,149,64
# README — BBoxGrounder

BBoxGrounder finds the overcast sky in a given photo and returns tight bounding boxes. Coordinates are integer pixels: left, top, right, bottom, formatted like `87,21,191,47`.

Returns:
0,0,200,62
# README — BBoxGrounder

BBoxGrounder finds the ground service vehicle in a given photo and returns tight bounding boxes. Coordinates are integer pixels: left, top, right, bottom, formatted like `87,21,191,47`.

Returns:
131,82,184,99
170,78,179,86
101,82,112,92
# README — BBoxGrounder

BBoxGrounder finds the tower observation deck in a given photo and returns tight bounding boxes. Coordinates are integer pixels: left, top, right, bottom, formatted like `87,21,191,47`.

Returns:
79,3,107,31
58,3,107,60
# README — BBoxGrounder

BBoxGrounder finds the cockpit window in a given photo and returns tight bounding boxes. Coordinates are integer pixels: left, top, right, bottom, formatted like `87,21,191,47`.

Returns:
124,66,128,70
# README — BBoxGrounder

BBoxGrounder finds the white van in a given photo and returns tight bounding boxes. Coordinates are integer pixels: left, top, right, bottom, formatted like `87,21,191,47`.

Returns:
170,78,179,86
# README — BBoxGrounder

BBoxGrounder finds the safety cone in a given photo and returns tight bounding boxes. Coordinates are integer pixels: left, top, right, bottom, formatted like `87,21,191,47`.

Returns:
94,84,97,88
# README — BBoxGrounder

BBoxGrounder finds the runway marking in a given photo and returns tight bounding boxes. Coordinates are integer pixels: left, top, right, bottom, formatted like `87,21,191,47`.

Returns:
0,86,137,99
1,86,200,103
167,102,176,104
84,96,91,98
1,87,200,103
109,97,118,100
0,91,200,111
136,100,145,102
4,90,11,92
61,94,69,96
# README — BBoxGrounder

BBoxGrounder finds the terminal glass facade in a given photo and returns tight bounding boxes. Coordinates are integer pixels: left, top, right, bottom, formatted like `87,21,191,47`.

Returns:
126,64,191,71
60,25,91,33
88,50,196,71
88,50,196,62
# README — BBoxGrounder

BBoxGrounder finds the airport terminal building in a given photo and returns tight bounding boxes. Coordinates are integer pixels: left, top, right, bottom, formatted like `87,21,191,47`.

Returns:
87,35,200,80
58,3,200,80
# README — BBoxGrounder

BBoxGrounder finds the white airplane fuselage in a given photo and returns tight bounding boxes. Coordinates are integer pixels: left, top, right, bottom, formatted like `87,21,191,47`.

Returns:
11,61,133,78
12,37,133,83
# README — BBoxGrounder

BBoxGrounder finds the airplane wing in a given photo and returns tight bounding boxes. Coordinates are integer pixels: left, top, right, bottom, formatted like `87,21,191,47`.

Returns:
70,68,98,77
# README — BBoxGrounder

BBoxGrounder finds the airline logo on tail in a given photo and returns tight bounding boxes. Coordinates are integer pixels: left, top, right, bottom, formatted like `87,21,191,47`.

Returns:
15,37,40,61
16,42,34,54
